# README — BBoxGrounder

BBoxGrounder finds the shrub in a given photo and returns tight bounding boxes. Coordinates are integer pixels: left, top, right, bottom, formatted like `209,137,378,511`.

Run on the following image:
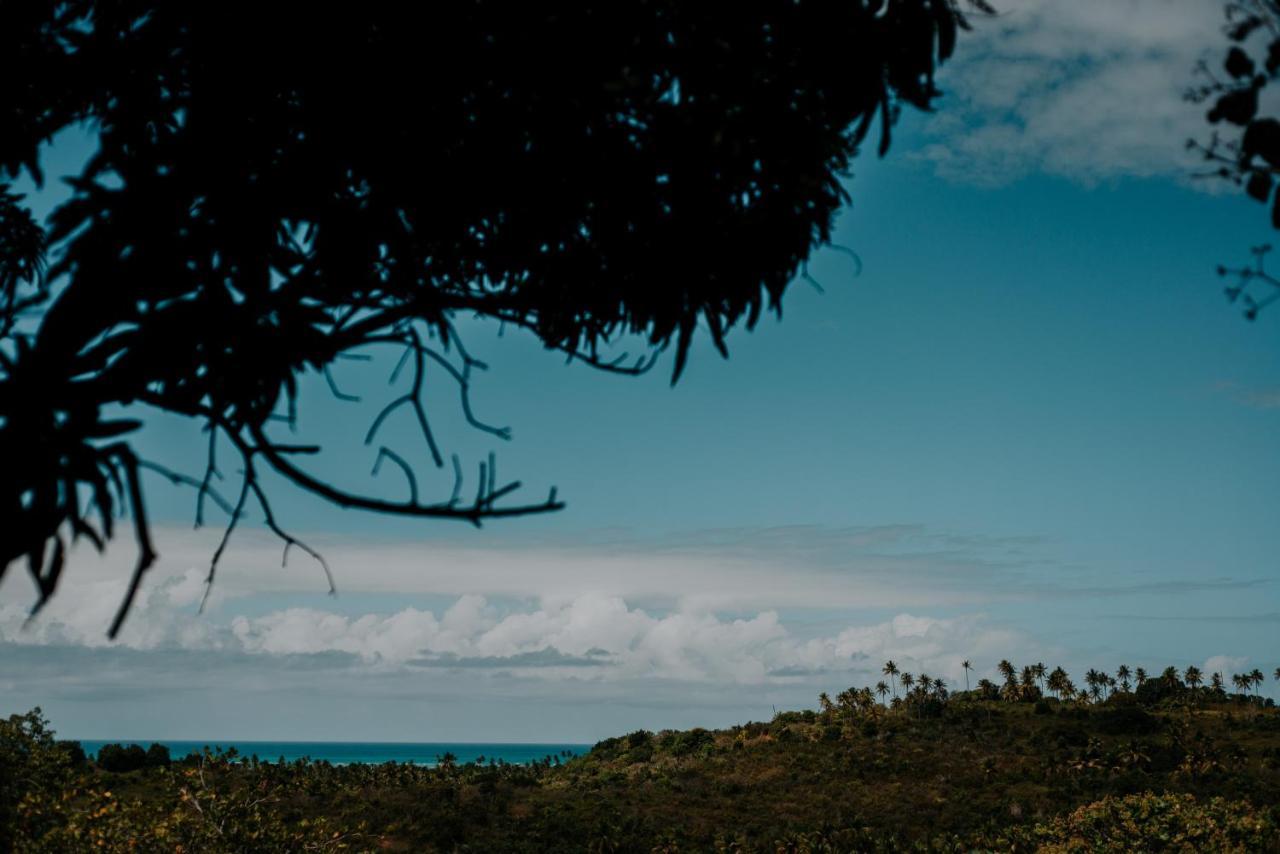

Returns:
56,740,87,766
1013,792,1278,852
669,728,715,756
1,709,77,850
625,730,652,749
145,743,172,767
96,743,149,773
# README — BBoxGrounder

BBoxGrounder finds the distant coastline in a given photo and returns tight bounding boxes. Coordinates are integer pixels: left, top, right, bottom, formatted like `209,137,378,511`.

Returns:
76,740,590,766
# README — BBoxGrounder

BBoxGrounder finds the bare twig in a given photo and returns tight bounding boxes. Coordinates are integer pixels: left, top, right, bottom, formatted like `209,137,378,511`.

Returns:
372,446,419,504
107,445,158,639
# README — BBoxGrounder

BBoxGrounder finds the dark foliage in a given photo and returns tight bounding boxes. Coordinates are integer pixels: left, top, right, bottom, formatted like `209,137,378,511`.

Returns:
94,741,173,773
0,1,989,635
95,743,147,773
56,740,87,766
1189,2,1280,318
6,703,1280,851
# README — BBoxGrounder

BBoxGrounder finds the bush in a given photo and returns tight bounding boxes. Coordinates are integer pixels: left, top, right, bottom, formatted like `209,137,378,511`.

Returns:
1,709,77,851
669,728,715,756
625,730,652,749
146,743,172,767
1012,792,1277,852
96,743,148,773
56,740,87,766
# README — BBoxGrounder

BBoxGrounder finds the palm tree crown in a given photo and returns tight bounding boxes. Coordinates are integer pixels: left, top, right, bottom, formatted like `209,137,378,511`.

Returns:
883,661,899,699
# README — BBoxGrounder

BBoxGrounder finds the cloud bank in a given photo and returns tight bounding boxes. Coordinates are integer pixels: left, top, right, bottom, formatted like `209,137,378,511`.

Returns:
3,523,1270,738
2,566,1019,688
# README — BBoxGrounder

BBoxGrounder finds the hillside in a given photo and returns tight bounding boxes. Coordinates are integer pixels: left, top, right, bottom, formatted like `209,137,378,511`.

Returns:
5,687,1280,851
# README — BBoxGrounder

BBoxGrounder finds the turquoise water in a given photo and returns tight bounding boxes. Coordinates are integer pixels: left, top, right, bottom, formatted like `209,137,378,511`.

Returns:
78,740,590,766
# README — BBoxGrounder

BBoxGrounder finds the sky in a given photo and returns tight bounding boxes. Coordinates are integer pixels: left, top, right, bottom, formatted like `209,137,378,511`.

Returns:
2,0,1278,742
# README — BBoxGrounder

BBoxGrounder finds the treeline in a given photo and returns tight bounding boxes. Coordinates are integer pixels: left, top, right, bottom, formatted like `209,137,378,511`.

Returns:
91,743,171,773
818,659,1278,720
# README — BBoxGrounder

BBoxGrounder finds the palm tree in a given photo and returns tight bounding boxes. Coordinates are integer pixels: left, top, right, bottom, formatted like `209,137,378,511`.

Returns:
875,681,889,706
900,672,915,692
837,688,857,714
1212,672,1224,693
859,686,876,713
997,659,1016,685
1274,667,1280,683
918,674,933,694
962,660,972,693
1135,667,1148,688
1184,665,1203,692
933,677,947,697
1250,669,1265,695
1047,666,1068,700
1116,664,1132,693
818,692,835,715
1033,662,1047,691
1162,666,1181,688
883,661,899,700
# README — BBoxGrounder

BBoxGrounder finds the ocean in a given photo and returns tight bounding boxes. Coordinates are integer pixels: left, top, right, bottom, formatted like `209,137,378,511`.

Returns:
77,740,592,766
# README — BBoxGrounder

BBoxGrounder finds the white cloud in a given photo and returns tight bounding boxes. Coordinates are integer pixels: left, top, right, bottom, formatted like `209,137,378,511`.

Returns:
1,524,1260,679
1203,653,1249,677
3,575,1027,688
915,0,1230,184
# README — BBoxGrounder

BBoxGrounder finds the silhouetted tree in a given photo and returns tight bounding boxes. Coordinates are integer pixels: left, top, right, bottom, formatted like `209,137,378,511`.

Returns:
96,743,147,773
1189,2,1280,318
0,1,990,634
1185,665,1204,693
1047,666,1069,700
146,743,171,768
883,661,900,700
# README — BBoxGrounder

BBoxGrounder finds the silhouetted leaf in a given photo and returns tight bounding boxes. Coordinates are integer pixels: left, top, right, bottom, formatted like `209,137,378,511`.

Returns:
1247,171,1272,203
1242,118,1280,167
1225,47,1255,79
1210,87,1259,126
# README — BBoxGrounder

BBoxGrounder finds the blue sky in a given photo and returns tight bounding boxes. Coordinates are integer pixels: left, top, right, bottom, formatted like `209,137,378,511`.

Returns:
2,0,1277,742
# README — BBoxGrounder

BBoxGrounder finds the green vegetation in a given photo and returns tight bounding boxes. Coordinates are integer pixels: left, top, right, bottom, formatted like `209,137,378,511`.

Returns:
5,661,1280,851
